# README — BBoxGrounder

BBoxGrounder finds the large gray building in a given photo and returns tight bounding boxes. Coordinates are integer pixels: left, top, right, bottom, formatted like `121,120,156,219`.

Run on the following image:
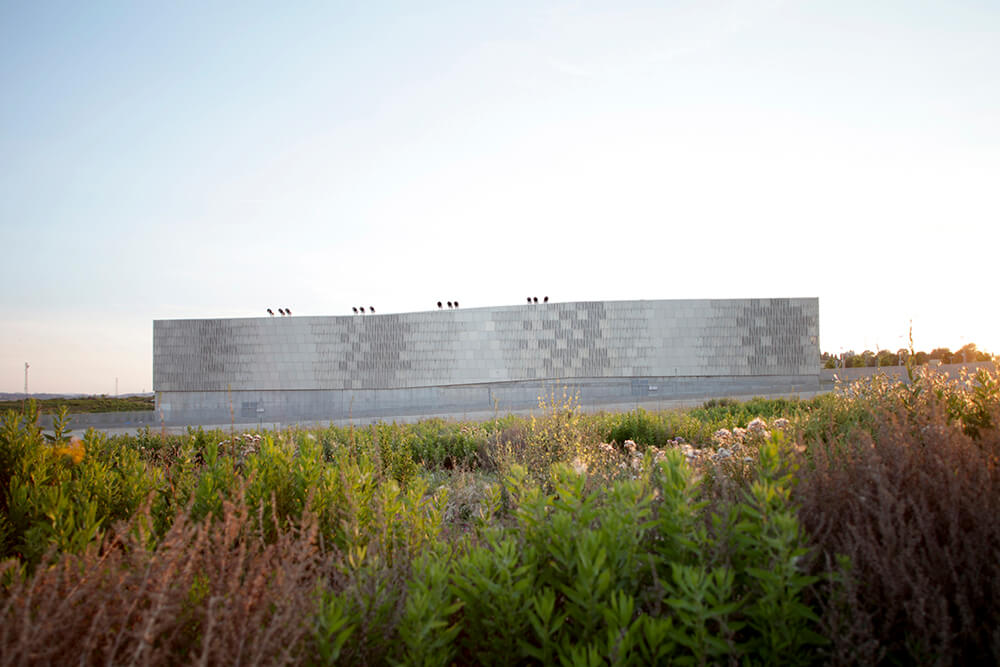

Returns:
153,298,819,424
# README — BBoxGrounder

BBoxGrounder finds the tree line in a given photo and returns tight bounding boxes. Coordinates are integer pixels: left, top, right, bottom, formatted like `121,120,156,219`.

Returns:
822,343,993,369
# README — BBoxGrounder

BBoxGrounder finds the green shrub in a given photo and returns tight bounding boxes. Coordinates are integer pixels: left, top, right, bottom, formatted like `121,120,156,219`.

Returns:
452,533,536,663
0,406,160,566
725,437,826,664
606,408,670,447
692,396,808,427
396,547,462,666
408,419,484,469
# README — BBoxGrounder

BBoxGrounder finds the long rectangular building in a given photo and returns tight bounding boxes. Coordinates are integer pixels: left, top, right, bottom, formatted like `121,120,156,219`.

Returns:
153,298,819,424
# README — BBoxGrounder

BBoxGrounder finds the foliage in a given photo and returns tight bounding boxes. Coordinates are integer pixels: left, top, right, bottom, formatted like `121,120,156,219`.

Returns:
0,490,321,665
827,343,993,368
0,394,154,415
795,365,1000,664
1,372,999,664
407,418,485,469
0,404,158,566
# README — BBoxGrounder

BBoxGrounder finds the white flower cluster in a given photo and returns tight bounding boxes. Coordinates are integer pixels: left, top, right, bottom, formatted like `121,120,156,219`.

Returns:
607,439,670,475
747,417,770,440
218,432,264,465
598,416,796,477
712,428,734,446
712,417,791,449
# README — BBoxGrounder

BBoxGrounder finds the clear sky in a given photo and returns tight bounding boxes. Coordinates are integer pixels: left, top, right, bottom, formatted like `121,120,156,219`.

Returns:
2,1,997,395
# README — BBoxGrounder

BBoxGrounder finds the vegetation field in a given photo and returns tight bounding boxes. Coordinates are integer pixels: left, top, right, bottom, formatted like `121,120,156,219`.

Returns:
1,368,998,665
0,394,154,415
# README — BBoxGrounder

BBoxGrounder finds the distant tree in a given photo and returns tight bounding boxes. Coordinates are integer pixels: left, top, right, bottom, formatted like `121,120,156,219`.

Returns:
956,343,978,363
929,348,952,362
877,350,898,367
821,344,992,367
845,352,867,368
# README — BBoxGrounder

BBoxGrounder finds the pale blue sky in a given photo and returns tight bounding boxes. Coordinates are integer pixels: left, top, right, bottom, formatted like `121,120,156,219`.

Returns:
2,1,997,394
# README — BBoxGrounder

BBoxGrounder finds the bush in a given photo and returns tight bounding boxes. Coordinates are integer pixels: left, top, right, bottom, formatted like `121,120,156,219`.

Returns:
408,419,485,469
0,489,322,664
691,396,810,428
795,368,1000,664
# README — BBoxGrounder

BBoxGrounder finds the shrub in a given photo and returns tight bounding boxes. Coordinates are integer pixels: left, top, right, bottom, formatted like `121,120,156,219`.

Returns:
691,397,810,429
795,370,1000,664
0,407,161,567
408,419,485,470
606,408,670,448
0,488,323,664
483,392,597,488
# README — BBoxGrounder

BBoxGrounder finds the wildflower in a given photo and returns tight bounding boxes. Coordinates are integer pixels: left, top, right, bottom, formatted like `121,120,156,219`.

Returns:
55,437,85,464
571,457,588,476
712,428,733,445
746,418,771,441
772,418,791,431
598,442,615,454
732,427,747,442
624,440,638,454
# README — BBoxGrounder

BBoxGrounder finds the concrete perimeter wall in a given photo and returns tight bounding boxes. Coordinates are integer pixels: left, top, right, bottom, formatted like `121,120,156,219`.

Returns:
820,361,997,388
157,375,819,425
36,410,161,431
154,298,819,425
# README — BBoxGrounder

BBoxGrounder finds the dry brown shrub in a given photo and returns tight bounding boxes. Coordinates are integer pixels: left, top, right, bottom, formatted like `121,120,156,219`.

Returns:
795,402,1000,665
479,423,528,472
0,488,323,666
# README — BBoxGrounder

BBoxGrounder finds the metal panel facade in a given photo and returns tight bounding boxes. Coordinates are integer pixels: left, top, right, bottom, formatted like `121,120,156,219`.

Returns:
154,298,819,392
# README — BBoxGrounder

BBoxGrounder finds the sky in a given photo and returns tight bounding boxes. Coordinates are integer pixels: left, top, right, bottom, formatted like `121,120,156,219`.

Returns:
1,0,997,395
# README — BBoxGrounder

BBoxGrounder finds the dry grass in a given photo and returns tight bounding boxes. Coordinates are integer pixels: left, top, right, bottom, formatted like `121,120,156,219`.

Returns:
0,488,323,666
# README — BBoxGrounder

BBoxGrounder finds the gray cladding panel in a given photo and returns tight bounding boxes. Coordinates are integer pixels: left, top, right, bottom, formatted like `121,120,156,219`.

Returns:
153,298,819,391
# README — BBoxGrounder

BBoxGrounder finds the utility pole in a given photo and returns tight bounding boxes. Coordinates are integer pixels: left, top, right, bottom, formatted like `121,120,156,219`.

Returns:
23,362,29,414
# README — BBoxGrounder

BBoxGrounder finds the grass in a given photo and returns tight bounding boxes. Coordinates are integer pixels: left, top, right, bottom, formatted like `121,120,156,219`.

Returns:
0,394,154,414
